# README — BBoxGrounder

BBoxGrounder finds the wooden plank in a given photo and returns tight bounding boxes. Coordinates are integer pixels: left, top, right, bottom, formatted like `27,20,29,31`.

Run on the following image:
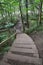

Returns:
6,52,42,65
10,47,38,54
16,33,34,44
13,45,36,49
15,38,34,44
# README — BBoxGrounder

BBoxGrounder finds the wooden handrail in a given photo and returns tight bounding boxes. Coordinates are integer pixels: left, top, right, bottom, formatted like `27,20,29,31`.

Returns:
0,33,16,47
0,27,16,32
0,29,9,33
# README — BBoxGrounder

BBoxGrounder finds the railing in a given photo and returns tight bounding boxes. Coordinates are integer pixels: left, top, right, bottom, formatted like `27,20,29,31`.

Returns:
0,33,16,48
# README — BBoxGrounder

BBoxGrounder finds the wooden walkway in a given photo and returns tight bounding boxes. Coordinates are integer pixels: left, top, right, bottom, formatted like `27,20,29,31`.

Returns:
0,33,42,65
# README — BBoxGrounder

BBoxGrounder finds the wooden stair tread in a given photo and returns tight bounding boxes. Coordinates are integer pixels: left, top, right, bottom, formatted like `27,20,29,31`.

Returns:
6,52,42,65
10,47,38,54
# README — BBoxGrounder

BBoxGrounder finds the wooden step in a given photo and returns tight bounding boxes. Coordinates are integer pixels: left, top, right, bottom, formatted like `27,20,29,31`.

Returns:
13,45,37,50
11,51,39,58
15,33,34,44
12,41,35,47
12,45,39,57
6,52,42,65
10,47,38,54
14,39,34,44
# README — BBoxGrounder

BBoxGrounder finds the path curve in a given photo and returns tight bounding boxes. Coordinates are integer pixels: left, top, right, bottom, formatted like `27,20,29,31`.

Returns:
0,33,42,65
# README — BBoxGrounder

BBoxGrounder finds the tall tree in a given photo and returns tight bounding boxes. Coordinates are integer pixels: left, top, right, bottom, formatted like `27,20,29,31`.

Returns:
19,0,25,32
26,0,29,28
34,0,42,25
39,0,42,24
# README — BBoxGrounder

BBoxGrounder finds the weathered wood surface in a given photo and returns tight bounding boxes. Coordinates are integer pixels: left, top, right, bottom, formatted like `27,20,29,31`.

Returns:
0,33,42,65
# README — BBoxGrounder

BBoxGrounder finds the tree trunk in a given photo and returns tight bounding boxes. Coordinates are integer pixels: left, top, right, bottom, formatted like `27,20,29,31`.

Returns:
19,0,25,32
26,0,29,28
39,0,42,25
14,6,15,15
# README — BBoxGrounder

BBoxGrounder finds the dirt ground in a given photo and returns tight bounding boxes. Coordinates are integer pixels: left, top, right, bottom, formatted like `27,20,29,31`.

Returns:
30,31,43,64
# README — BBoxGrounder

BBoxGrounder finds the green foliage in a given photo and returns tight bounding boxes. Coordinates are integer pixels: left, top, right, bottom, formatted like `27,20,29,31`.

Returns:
0,32,9,42
0,33,16,54
0,0,43,54
35,0,40,3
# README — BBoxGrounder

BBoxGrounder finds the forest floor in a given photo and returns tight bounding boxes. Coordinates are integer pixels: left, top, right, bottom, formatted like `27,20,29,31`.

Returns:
30,31,43,64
